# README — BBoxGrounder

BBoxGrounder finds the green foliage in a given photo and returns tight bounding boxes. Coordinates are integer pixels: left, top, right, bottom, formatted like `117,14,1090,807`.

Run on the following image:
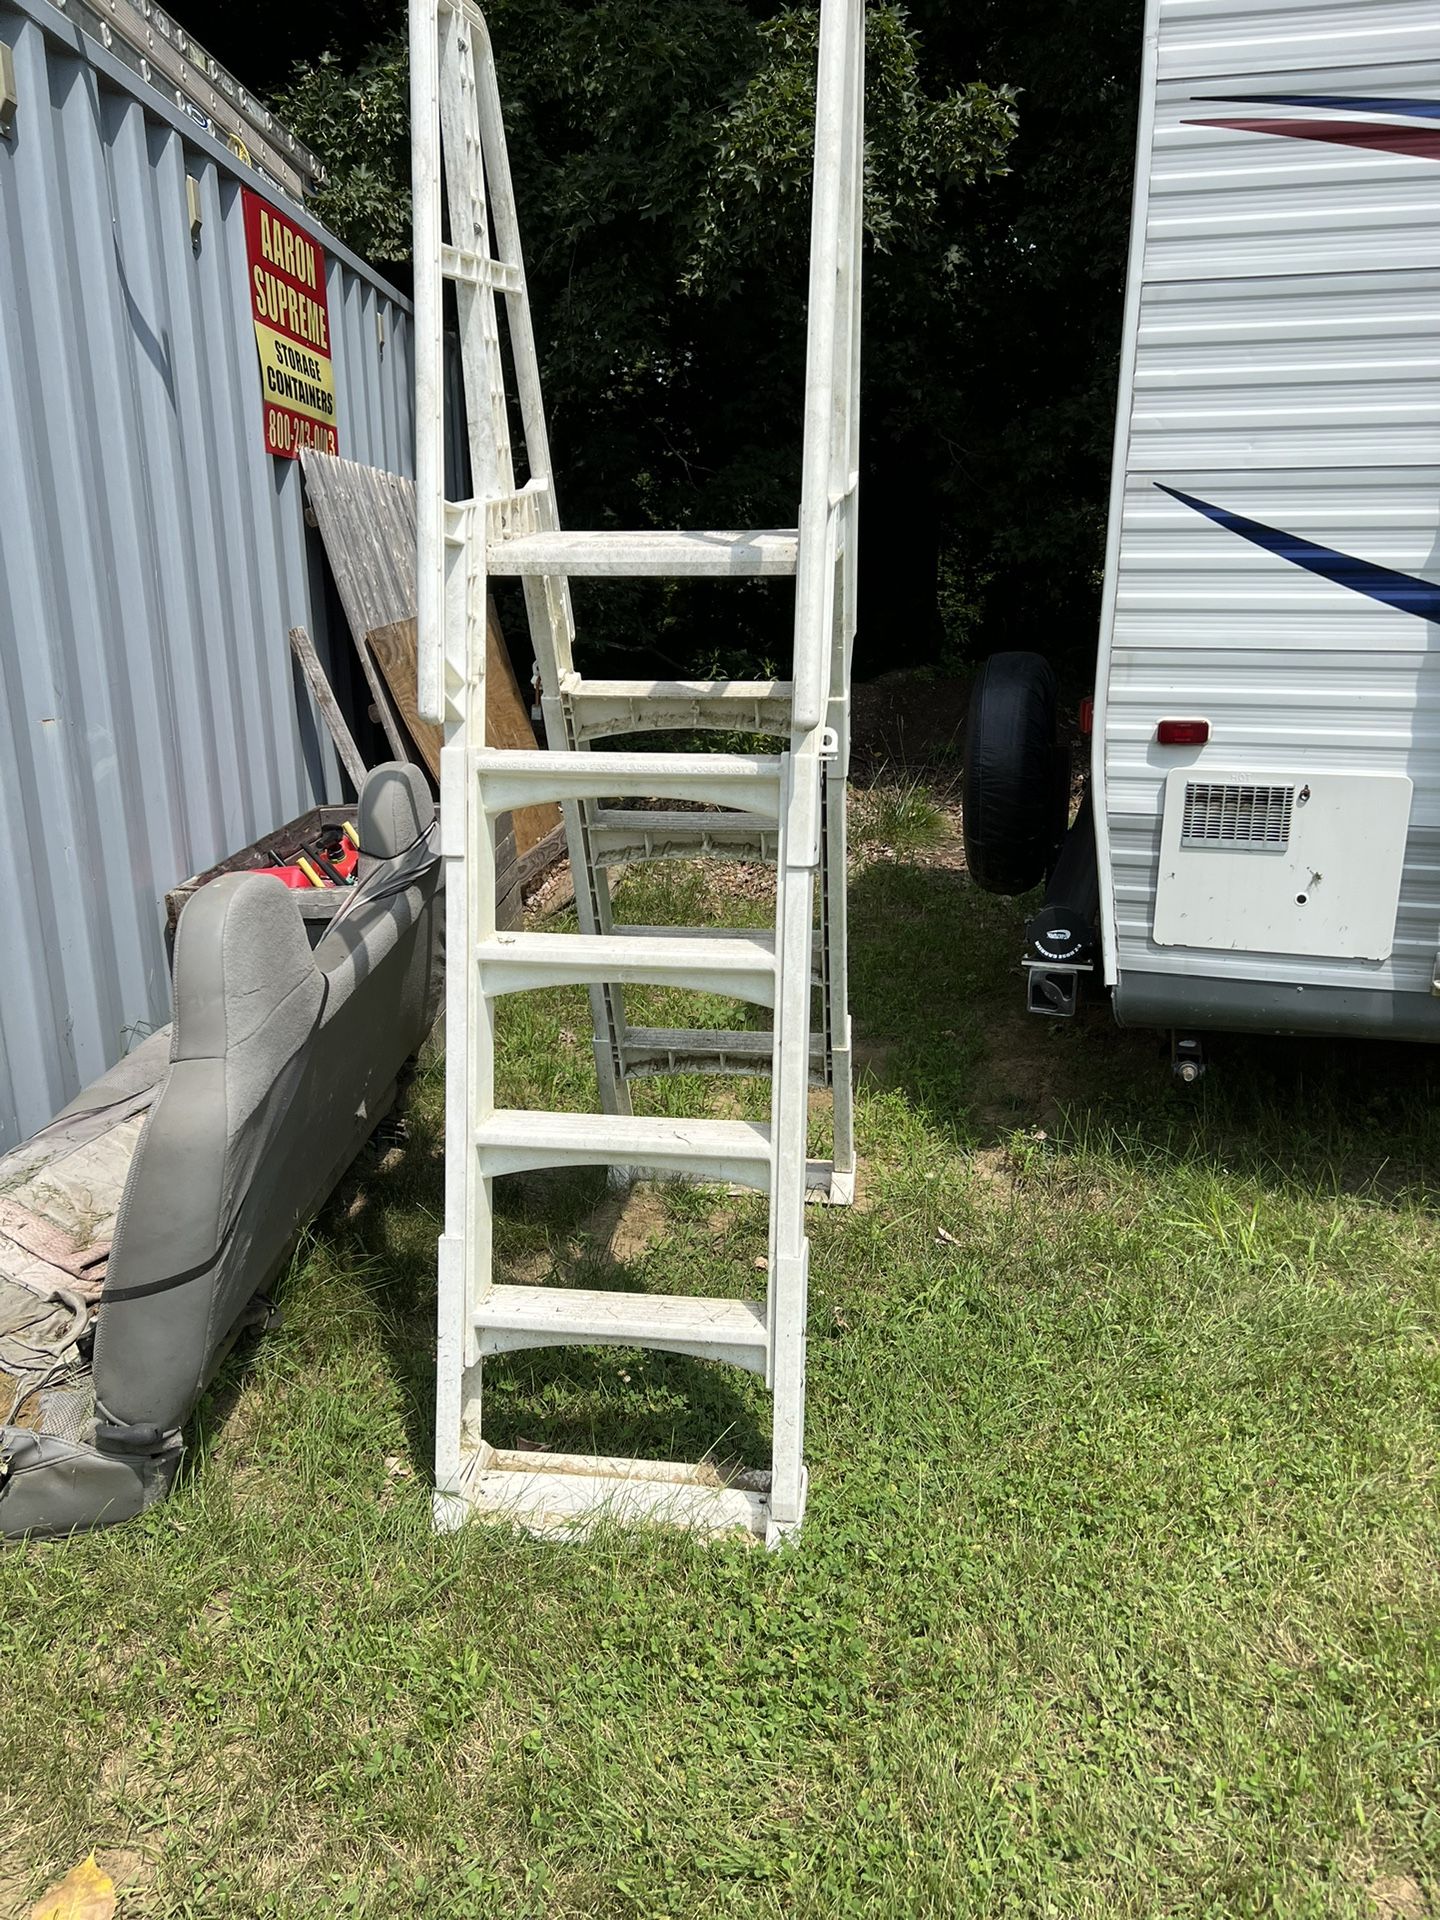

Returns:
273,2,1148,678
927,0,1145,664
686,8,1015,294
274,36,412,265
274,3,1019,675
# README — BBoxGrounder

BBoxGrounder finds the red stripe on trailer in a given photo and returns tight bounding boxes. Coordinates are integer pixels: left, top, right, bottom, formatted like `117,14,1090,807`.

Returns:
1188,117,1440,161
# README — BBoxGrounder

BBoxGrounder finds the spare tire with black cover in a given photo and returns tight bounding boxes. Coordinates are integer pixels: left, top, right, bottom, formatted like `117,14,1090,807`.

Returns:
961,651,1068,895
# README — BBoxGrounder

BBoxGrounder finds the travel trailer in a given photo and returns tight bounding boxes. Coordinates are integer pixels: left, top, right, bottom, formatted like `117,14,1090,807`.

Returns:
962,0,1440,1067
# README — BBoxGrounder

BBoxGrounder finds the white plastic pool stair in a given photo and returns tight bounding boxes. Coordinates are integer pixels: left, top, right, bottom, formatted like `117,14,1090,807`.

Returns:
410,0,862,1542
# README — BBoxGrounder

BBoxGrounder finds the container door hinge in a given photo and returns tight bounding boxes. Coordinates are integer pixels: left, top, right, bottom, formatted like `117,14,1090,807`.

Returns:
0,43,19,140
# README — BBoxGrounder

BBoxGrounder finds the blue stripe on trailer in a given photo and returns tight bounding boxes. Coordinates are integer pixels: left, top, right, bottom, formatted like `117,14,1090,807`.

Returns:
1155,483,1440,626
1194,94,1440,122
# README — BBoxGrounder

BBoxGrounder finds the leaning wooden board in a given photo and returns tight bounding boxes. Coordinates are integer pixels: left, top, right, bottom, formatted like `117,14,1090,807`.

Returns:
364,618,442,779
300,449,563,901
289,625,369,792
365,612,559,859
300,452,417,763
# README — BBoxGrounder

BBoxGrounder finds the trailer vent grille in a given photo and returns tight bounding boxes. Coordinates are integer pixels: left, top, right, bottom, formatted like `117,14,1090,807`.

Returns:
1180,781,1294,850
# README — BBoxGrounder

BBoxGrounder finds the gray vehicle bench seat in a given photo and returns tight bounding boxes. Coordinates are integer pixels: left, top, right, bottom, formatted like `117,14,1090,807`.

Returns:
0,764,440,1539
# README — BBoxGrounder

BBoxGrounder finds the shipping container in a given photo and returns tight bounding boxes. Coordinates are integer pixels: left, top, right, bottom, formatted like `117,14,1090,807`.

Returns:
0,0,417,1147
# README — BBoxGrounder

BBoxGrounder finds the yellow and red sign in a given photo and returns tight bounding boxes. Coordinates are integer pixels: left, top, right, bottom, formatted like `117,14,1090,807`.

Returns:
243,190,340,460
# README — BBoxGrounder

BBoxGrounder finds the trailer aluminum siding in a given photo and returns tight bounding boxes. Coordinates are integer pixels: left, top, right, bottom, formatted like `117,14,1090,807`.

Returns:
1091,0,1440,1038
0,0,418,1149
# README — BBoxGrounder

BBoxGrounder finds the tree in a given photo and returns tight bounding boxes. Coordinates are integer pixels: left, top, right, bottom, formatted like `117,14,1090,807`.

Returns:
914,0,1144,669
273,37,412,265
271,1,1145,678
275,2,1016,675
200,0,398,93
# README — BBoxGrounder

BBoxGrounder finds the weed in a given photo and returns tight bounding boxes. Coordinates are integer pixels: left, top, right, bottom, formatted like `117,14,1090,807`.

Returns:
851,770,948,854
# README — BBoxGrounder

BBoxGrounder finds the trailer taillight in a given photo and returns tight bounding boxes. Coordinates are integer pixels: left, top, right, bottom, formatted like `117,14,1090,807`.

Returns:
1156,718,1210,746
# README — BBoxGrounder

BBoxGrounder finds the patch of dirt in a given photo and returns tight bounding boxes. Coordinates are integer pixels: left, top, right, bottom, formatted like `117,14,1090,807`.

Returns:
600,1186,671,1265
525,846,775,927
702,859,775,904
505,1239,557,1284
95,1848,152,1903
514,1184,675,1277
850,670,972,782
193,1589,233,1639
910,799,967,873
849,795,967,876
852,1038,894,1082
976,1021,1068,1136
968,1146,1017,1197
1368,1875,1431,1919
0,1363,38,1430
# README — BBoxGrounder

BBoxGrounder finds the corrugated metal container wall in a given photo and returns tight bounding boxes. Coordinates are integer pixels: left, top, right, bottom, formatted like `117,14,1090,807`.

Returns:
0,0,417,1149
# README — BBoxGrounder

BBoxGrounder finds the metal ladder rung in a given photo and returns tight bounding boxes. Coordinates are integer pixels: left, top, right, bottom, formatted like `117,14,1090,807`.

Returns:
476,1285,767,1370
476,930,776,1004
589,810,780,866
439,1452,774,1541
620,1026,827,1082
564,677,793,742
474,747,782,818
488,528,798,578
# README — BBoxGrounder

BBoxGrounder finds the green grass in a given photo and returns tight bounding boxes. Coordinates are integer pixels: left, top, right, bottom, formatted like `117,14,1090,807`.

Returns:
849,771,949,854
3,802,1439,1919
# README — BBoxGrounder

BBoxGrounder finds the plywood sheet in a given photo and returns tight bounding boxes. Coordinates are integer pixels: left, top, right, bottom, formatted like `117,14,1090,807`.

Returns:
481,604,560,856
365,618,442,780
366,615,558,855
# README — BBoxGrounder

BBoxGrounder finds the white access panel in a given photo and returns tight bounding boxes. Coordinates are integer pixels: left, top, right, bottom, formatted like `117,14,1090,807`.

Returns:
1152,769,1412,959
